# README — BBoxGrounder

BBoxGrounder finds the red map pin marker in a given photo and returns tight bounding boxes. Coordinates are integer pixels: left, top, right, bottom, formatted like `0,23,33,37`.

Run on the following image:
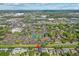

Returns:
35,44,41,48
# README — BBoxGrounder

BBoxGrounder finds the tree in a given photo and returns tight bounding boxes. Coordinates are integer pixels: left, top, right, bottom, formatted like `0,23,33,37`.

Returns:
0,51,10,56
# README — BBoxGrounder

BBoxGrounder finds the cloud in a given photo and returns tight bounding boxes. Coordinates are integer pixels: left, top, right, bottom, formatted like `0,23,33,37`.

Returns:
0,3,79,10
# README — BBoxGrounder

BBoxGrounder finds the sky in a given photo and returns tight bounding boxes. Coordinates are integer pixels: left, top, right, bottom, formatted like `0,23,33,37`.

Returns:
0,3,79,10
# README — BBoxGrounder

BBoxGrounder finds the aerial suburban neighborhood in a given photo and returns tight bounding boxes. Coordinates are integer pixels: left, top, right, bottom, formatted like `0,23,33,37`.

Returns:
0,3,79,56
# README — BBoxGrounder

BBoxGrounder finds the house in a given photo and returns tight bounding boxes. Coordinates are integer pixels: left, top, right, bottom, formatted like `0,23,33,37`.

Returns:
40,37,48,43
48,18,55,21
12,28,22,33
11,48,28,55
41,48,48,53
